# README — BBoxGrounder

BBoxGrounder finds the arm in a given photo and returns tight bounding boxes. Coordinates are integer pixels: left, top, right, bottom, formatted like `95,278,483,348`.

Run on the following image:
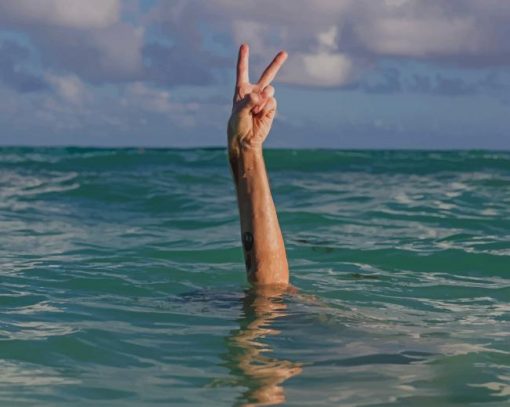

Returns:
228,44,289,286
229,141,288,285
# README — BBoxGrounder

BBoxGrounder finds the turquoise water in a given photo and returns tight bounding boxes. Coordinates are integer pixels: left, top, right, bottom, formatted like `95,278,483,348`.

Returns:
1,147,509,406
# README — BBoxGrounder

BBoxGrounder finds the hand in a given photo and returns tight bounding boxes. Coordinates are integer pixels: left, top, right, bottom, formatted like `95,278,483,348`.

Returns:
228,44,287,154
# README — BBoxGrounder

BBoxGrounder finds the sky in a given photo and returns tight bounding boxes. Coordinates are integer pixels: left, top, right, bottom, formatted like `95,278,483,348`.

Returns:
0,0,509,149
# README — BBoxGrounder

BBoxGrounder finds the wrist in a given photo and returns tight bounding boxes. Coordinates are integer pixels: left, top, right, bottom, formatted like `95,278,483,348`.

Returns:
228,139,264,184
228,137,263,160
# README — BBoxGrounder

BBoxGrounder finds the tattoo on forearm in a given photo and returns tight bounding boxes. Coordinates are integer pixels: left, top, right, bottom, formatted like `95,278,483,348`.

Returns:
243,233,253,272
242,232,254,251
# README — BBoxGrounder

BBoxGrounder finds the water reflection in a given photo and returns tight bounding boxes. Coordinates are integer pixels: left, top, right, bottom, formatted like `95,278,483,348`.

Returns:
225,286,303,406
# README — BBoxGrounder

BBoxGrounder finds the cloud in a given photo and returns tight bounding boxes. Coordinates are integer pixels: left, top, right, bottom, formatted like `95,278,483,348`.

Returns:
142,43,218,87
0,77,215,145
0,0,509,148
122,82,198,114
351,0,510,65
0,0,220,87
0,0,120,29
34,22,145,83
46,74,87,104
408,74,478,96
149,0,510,87
0,0,143,84
0,40,48,92
3,0,510,90
349,67,504,96
360,67,402,94
283,52,355,87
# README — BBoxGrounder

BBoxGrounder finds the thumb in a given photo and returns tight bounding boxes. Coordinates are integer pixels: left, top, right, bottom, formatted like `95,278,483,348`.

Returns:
235,92,262,115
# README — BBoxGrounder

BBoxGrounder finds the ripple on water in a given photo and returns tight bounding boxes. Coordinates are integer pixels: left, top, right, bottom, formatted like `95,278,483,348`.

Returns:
0,148,509,406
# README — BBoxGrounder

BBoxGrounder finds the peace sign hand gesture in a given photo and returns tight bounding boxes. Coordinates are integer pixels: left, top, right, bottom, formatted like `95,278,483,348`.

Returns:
228,44,287,154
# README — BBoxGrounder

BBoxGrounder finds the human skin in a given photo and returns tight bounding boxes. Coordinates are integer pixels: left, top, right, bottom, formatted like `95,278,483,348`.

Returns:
227,43,289,286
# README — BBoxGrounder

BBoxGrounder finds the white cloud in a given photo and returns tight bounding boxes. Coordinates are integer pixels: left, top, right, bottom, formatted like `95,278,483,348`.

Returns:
4,0,508,89
0,1,143,84
317,26,339,52
0,0,120,29
0,0,508,91
356,17,478,57
278,26,356,86
283,52,355,87
0,78,208,143
85,23,145,79
46,74,87,105
152,0,510,87
123,83,198,113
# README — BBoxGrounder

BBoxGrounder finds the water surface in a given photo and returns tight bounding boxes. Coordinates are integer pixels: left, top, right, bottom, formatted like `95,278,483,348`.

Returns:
0,148,509,406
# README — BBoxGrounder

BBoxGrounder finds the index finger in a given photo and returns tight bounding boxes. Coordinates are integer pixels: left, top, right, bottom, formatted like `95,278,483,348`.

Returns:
236,43,249,86
257,51,288,87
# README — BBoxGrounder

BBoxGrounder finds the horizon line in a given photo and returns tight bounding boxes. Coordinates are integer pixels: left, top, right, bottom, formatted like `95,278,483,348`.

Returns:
1,144,509,152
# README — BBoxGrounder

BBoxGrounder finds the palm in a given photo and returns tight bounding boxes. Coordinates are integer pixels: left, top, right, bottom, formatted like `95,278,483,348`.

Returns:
228,44,287,150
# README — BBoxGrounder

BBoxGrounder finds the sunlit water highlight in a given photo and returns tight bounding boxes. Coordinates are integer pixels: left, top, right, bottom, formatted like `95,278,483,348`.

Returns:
0,148,509,406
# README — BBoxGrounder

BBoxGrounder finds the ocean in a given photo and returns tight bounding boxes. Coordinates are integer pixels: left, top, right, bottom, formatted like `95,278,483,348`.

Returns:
0,147,509,406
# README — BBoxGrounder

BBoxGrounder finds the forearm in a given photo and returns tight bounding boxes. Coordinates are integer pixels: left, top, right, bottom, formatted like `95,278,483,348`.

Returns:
229,145,289,285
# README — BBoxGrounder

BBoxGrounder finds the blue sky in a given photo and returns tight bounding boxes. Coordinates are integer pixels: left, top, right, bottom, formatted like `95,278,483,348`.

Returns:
0,0,508,149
